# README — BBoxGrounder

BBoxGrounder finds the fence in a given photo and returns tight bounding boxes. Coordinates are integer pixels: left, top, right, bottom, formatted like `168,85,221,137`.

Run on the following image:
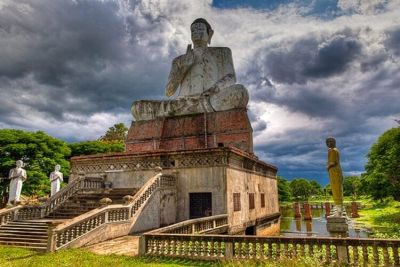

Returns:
141,234,400,266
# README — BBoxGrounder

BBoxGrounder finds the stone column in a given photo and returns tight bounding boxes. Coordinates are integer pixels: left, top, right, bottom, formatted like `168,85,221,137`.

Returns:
324,202,331,218
293,202,301,219
351,201,359,218
303,203,312,220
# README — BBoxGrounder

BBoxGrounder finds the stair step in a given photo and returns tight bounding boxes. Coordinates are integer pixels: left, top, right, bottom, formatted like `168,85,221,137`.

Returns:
0,230,48,235
0,233,48,239
0,244,47,251
5,224,48,229
0,226,48,231
0,240,47,247
0,236,47,243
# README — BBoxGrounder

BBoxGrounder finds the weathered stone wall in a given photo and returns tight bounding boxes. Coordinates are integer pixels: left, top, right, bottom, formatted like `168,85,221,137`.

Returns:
226,167,279,234
175,166,226,222
131,188,177,233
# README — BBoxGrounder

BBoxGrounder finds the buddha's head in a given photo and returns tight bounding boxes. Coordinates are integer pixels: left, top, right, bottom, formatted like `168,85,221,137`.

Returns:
326,137,336,148
191,18,213,47
16,160,23,168
55,164,61,172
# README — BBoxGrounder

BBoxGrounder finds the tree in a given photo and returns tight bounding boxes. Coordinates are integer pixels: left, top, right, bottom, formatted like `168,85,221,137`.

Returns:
0,129,71,197
99,123,128,142
289,178,313,201
343,176,362,197
69,141,124,157
309,180,323,196
363,127,400,200
278,176,291,202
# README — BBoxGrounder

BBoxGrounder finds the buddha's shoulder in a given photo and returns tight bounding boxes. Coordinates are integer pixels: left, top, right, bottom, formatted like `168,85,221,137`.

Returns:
207,47,232,55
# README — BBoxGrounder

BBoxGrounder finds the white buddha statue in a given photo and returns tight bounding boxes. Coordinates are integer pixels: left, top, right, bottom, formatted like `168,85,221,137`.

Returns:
49,164,63,196
131,18,249,121
7,160,27,206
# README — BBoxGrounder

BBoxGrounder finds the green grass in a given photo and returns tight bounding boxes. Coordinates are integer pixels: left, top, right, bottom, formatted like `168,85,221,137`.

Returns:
0,246,341,267
356,198,400,238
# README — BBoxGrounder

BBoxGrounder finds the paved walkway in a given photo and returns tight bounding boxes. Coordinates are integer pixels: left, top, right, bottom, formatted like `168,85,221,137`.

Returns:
84,235,140,256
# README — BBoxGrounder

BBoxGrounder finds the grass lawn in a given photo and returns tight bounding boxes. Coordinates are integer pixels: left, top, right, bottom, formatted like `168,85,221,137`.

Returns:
356,198,400,238
0,246,331,267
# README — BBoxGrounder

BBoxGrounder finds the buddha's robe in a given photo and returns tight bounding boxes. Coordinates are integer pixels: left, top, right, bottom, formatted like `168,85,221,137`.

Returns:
327,148,344,205
50,171,63,196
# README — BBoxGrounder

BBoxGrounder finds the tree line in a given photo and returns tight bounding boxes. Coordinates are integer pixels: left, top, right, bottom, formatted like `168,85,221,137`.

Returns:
0,123,127,198
279,127,399,202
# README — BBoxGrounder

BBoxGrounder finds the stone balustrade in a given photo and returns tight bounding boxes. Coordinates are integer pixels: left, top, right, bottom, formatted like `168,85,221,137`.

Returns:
141,234,400,266
149,214,228,235
0,175,105,224
48,174,176,251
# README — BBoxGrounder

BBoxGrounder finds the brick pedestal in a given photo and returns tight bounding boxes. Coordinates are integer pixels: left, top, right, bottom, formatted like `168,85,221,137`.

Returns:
125,108,253,154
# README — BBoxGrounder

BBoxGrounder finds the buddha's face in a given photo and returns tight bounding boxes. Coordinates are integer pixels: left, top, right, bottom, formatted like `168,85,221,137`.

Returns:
191,22,209,45
326,138,336,148
16,160,23,168
55,164,61,172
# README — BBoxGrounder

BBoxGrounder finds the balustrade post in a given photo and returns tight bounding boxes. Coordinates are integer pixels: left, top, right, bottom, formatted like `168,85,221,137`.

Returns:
47,222,57,252
138,235,147,256
336,243,349,265
104,210,109,224
225,241,234,259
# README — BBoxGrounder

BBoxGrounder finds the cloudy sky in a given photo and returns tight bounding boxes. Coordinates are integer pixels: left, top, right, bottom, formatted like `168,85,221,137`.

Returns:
0,0,399,184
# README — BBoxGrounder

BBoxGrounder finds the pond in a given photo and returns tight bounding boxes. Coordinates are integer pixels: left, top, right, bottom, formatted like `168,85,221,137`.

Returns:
278,206,371,238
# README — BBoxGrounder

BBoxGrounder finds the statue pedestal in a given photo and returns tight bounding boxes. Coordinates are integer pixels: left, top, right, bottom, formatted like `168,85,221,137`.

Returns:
126,108,253,154
326,216,349,234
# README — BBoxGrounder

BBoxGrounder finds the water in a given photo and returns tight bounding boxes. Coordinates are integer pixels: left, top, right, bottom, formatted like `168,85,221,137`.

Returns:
278,207,370,238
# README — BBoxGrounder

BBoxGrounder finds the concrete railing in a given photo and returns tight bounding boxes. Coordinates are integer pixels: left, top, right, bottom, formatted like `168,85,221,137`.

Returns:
47,173,176,251
148,214,228,235
141,234,400,266
0,175,104,224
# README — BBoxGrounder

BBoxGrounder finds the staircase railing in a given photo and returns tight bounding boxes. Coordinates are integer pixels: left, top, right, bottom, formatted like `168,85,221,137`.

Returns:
148,214,228,234
48,173,175,251
0,175,104,224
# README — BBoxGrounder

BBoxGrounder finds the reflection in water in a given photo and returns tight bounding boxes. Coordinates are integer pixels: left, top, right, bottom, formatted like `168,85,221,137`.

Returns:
305,220,312,236
295,219,301,232
270,206,370,238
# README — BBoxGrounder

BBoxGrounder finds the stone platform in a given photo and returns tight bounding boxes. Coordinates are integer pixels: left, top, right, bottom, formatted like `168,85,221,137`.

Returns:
70,147,279,233
125,108,253,154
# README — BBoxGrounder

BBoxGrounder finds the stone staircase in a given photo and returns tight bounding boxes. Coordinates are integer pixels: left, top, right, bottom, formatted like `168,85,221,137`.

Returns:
0,220,50,250
44,188,137,219
0,188,138,251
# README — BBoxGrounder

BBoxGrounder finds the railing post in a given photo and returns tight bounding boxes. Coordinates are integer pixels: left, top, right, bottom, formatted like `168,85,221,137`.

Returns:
138,235,147,256
225,241,234,259
192,224,196,234
104,210,109,224
336,242,349,264
47,222,57,252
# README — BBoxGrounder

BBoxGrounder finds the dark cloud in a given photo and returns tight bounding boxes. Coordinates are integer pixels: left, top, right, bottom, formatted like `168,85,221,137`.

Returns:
259,33,362,84
384,27,400,57
0,0,173,121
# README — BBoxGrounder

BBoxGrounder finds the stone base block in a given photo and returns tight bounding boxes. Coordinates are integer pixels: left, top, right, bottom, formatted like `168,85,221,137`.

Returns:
327,216,349,233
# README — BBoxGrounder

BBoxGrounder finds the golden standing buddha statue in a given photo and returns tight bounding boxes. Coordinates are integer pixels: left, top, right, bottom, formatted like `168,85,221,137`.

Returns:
326,137,344,217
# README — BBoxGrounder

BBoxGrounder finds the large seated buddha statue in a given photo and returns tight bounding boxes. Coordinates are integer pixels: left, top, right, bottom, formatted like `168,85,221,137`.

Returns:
131,18,249,121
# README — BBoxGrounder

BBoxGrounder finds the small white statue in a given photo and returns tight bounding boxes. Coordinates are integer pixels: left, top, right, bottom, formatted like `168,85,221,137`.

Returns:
49,164,63,196
8,160,27,206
